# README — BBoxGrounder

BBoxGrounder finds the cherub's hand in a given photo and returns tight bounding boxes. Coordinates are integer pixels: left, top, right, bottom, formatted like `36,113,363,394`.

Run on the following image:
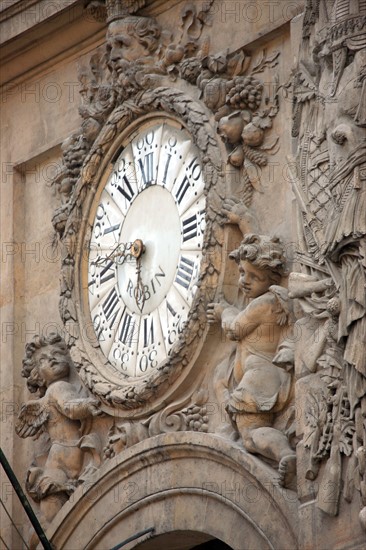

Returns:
221,197,258,235
221,197,247,225
207,302,227,324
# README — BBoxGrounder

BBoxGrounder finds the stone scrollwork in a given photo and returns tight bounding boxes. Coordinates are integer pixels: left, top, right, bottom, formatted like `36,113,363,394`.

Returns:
292,0,366,528
15,333,102,527
103,389,209,459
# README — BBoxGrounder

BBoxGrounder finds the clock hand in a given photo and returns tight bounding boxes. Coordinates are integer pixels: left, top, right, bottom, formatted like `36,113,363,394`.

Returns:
131,239,146,313
134,255,146,313
95,239,144,266
94,238,146,312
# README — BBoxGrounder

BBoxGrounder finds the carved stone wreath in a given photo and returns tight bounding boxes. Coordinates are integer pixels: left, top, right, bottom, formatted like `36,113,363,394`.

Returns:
60,87,224,412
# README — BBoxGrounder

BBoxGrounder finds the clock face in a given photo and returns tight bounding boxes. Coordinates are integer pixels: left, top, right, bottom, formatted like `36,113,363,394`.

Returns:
87,121,206,377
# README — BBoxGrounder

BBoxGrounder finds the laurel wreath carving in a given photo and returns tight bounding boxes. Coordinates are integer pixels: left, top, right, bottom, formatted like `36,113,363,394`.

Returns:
59,87,224,411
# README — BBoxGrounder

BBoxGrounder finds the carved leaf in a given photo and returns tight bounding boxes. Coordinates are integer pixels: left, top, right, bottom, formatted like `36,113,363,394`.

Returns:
303,391,324,449
251,50,280,75
226,50,251,77
92,382,112,396
245,161,263,193
339,422,356,456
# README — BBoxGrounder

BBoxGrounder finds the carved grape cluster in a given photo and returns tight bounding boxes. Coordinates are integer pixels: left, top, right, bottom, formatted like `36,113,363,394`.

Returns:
226,76,263,111
184,404,209,432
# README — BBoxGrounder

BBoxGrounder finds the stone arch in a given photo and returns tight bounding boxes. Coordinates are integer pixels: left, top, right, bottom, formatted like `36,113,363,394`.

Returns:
135,531,233,549
46,433,298,550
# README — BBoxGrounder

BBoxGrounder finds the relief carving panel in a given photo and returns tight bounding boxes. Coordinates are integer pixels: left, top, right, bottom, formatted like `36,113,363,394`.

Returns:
15,0,300,536
291,0,366,529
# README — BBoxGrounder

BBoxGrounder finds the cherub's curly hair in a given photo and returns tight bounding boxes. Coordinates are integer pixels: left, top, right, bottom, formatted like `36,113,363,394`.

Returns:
229,234,287,283
22,333,70,395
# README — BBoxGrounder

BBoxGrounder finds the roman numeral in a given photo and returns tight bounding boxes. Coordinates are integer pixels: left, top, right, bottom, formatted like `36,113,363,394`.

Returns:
119,308,136,347
182,214,198,242
100,259,116,285
175,256,195,290
167,300,177,318
174,175,190,205
138,152,154,187
143,317,154,348
162,154,172,185
93,314,103,340
103,223,121,236
102,287,120,327
116,174,135,203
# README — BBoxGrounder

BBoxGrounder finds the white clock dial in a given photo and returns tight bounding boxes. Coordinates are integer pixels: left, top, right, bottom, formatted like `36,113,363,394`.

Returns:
87,121,206,377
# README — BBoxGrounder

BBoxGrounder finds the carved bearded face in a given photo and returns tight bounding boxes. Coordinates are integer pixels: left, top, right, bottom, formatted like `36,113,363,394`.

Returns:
238,260,273,299
106,18,160,74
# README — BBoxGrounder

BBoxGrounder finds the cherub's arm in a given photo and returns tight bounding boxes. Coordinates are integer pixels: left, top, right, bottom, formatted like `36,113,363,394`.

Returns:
224,297,270,341
208,298,271,341
207,301,240,333
49,382,101,420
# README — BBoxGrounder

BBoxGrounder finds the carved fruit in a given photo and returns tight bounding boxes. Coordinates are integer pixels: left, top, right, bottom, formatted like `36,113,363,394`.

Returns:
214,105,231,122
164,45,185,64
228,146,244,167
241,122,264,147
218,113,244,144
60,177,73,195
204,78,227,110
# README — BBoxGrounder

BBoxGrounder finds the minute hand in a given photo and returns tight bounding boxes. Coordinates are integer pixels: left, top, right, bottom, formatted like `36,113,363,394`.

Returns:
129,239,146,313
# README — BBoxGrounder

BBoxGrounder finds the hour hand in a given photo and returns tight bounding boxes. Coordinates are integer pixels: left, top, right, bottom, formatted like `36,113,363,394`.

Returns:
95,239,144,266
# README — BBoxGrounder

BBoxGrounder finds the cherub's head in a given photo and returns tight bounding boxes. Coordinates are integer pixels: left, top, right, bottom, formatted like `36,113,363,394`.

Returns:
22,333,72,394
229,234,286,299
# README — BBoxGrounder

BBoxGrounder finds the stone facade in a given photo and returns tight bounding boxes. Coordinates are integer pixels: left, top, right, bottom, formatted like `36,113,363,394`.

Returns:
1,1,365,549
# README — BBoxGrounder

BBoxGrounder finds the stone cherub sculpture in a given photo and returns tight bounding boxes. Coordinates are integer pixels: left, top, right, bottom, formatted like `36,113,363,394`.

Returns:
207,234,296,486
15,333,102,526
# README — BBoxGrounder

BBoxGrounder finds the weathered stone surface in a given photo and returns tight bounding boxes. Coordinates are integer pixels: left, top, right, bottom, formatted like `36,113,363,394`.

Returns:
2,1,365,549
46,433,299,550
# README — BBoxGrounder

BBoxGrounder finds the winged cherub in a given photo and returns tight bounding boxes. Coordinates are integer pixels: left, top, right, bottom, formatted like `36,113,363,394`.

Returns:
207,234,296,485
16,333,102,525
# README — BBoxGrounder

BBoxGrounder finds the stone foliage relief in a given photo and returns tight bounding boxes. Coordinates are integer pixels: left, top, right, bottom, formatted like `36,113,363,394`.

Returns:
291,0,366,529
16,0,299,528
51,0,282,411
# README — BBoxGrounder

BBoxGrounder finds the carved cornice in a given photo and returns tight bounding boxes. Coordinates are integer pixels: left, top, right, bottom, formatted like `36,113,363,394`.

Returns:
106,0,146,21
